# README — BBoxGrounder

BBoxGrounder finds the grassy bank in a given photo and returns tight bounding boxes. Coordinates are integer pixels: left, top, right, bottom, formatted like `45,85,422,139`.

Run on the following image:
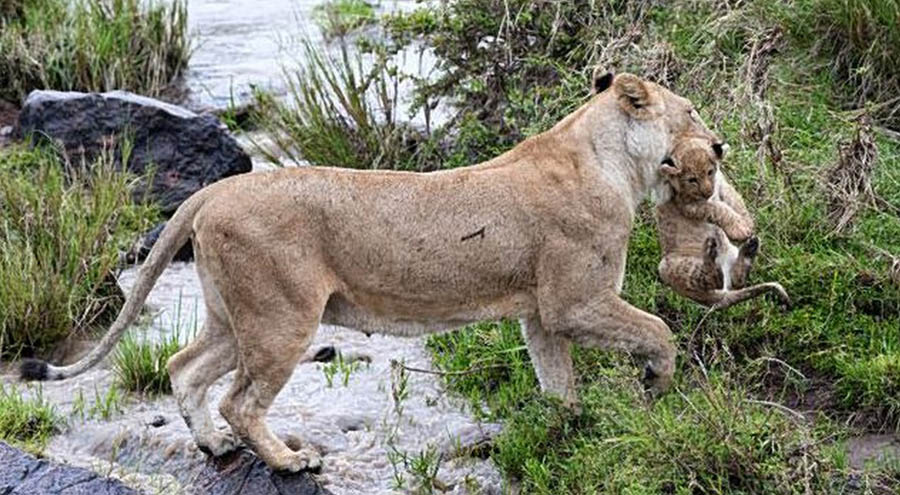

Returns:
254,0,899,492
0,144,157,359
0,384,59,453
0,0,190,103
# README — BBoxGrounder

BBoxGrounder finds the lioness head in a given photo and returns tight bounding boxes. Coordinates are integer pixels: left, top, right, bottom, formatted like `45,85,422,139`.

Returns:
587,68,723,201
660,134,726,202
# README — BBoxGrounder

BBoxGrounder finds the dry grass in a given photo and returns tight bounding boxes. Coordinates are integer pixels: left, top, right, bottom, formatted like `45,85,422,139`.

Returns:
826,118,879,233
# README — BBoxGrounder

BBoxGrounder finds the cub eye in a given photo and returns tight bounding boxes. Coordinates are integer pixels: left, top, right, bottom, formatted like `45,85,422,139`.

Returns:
688,178,699,185
708,169,715,176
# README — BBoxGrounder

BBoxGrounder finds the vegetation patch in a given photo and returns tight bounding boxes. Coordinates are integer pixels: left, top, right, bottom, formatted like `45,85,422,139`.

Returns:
0,144,157,359
313,0,377,39
112,330,182,395
0,0,190,102
250,0,900,491
0,383,60,453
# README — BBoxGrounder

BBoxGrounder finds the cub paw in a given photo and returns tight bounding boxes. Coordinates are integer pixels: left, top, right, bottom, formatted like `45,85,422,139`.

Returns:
741,236,760,257
726,223,753,243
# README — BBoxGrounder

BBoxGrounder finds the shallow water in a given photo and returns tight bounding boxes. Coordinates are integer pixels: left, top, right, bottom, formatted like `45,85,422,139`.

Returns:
28,262,503,494
0,3,500,493
184,0,425,110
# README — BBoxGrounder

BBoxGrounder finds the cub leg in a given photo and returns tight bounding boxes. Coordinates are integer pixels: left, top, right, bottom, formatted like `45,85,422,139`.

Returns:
520,317,577,408
658,251,724,306
709,282,791,310
729,236,759,289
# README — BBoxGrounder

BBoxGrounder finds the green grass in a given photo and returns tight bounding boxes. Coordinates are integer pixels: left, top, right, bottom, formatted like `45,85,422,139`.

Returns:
0,144,158,359
0,383,60,453
313,0,377,39
111,300,197,395
111,330,182,395
250,39,433,170
253,0,900,491
0,0,190,102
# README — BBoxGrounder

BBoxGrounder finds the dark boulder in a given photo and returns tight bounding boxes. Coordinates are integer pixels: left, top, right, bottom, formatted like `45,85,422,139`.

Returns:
195,449,331,495
16,90,251,216
123,221,195,264
0,442,138,495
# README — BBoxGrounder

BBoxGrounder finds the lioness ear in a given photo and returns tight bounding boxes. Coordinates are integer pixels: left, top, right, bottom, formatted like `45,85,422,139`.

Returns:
591,67,614,95
614,73,652,115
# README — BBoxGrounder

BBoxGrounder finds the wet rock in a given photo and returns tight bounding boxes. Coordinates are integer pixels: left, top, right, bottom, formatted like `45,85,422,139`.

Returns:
149,415,168,428
16,90,251,216
0,99,18,148
195,449,331,495
0,441,138,495
124,221,195,263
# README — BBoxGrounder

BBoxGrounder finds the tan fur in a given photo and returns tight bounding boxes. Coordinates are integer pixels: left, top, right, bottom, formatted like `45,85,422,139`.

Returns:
27,73,720,472
657,135,790,309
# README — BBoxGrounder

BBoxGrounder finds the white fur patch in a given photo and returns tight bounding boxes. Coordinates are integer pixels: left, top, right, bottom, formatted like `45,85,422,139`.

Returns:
716,238,740,290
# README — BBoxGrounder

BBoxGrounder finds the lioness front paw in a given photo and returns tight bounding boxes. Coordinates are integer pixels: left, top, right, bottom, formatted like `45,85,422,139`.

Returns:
273,449,323,474
642,364,673,399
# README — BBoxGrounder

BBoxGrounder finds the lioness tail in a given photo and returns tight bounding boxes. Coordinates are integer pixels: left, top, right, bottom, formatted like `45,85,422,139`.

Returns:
20,187,214,381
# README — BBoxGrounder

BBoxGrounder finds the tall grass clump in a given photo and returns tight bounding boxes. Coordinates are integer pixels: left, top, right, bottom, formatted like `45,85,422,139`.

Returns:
0,0,190,102
0,384,60,453
252,40,433,170
0,144,157,359
783,0,900,129
112,330,182,395
111,299,195,395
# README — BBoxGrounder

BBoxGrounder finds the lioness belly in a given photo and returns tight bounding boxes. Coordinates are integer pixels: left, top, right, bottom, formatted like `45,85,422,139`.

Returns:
321,292,537,337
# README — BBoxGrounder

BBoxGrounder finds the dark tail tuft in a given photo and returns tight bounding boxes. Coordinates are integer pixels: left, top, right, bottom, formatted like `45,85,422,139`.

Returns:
311,346,337,363
19,358,49,381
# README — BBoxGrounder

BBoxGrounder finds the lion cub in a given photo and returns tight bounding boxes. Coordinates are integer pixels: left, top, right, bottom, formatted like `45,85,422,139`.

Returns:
656,135,789,309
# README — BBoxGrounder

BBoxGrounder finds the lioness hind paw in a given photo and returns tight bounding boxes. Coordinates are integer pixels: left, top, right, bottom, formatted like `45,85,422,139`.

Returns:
197,430,242,458
273,449,323,474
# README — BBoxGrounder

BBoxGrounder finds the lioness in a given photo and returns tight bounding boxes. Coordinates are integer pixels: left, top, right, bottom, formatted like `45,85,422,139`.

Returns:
657,134,790,308
21,71,720,473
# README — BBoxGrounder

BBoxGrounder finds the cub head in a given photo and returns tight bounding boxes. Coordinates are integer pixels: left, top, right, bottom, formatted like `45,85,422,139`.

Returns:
590,68,723,189
660,134,727,202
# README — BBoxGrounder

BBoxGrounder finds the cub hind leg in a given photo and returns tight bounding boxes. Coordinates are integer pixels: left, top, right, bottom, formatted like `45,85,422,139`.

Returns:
658,242,724,306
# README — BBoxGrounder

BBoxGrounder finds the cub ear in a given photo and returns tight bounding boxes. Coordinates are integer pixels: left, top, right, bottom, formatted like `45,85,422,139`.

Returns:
660,158,679,176
712,141,729,159
614,73,652,115
591,67,614,95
